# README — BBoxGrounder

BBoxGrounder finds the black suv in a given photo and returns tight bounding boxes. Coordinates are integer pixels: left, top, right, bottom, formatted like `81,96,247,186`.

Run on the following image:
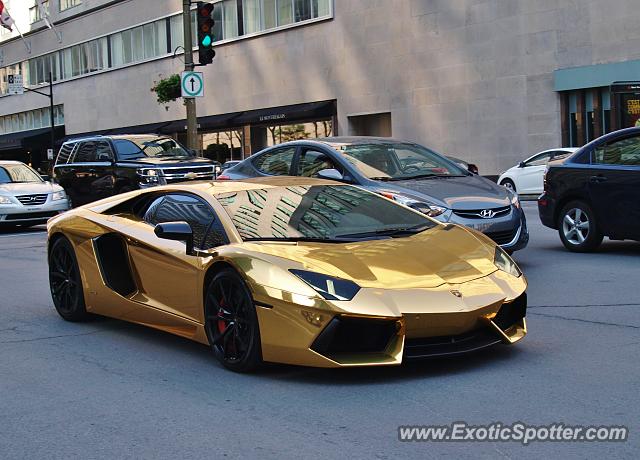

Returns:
53,135,218,206
538,127,640,252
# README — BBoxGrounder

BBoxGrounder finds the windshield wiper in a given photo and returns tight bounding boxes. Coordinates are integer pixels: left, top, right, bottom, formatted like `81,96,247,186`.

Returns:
368,176,392,181
336,223,432,239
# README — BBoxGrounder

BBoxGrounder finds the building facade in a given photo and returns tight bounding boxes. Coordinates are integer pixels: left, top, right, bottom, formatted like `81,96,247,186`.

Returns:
2,0,640,173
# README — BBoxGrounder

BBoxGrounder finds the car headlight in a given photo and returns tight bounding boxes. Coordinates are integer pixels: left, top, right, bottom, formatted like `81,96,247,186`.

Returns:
494,247,522,278
289,269,360,301
51,190,66,201
380,191,448,217
137,168,161,185
0,195,14,205
509,192,520,209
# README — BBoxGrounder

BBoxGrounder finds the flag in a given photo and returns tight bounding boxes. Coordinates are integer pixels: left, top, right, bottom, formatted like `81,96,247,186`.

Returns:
36,0,53,30
0,0,15,32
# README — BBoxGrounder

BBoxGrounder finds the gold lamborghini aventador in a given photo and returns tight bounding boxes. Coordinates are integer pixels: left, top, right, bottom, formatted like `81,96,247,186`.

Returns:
47,177,527,372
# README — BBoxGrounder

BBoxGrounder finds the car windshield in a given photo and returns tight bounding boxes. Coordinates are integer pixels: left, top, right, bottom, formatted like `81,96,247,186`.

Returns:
335,142,468,180
216,184,436,242
0,164,43,184
113,137,193,160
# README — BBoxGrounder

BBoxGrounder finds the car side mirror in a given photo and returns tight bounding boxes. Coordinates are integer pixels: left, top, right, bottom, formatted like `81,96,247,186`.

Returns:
154,221,195,255
317,168,344,182
518,161,526,168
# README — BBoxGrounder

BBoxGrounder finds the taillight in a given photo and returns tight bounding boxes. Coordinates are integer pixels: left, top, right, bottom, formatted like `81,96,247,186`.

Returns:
217,174,230,180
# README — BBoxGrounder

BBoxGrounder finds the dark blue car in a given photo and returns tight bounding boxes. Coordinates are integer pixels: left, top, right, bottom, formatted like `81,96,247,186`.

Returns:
539,127,640,252
221,137,529,253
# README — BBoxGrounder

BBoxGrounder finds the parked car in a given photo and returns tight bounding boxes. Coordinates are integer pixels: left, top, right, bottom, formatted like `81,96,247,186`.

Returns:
0,160,69,227
47,177,527,372
446,155,479,175
498,148,578,195
539,127,640,252
221,160,241,171
53,135,218,206
220,137,529,252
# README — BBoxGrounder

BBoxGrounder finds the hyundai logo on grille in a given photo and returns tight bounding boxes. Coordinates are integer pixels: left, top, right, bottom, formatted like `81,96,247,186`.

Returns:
479,209,496,219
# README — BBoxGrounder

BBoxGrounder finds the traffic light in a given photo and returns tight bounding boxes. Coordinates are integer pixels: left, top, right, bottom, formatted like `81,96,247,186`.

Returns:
197,2,215,65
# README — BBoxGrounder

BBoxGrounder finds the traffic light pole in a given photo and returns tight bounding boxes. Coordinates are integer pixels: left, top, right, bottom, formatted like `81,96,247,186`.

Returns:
183,0,198,153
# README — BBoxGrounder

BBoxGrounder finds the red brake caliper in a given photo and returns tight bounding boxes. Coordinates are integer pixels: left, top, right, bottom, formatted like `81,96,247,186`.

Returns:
217,298,227,334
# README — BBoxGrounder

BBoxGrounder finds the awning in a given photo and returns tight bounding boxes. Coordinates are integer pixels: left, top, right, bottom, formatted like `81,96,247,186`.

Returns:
0,126,66,152
60,100,337,140
554,59,640,91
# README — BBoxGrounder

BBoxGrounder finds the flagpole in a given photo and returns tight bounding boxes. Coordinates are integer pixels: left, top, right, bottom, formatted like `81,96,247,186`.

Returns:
12,23,31,54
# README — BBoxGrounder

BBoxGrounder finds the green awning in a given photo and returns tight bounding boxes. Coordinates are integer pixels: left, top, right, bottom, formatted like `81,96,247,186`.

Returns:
554,59,640,91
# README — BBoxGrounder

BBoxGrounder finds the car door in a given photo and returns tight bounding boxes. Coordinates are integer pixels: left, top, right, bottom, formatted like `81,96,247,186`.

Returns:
517,152,552,194
125,193,229,323
69,141,115,205
588,134,640,237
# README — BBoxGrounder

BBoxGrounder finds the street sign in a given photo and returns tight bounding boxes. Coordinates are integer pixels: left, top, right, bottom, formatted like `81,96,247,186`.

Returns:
47,149,54,160
181,71,204,98
8,74,23,95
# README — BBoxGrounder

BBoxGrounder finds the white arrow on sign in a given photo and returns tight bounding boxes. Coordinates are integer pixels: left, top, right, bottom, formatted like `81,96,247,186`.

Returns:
181,71,204,98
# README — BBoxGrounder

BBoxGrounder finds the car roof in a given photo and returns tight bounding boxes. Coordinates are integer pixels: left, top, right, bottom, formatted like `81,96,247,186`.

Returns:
0,160,25,166
63,134,172,143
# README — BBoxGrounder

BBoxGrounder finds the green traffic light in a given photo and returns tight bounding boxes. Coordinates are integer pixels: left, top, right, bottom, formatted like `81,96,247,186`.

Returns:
201,35,212,47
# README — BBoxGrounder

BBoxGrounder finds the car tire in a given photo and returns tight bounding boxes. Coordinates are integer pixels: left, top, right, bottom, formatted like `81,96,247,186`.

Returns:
49,236,90,322
204,268,262,372
500,179,516,193
557,200,603,252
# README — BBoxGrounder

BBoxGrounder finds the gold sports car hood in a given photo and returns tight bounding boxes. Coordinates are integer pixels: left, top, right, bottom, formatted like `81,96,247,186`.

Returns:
240,224,498,289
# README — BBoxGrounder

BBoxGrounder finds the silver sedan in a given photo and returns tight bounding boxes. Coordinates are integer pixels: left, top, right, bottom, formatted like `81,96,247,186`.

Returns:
0,161,70,227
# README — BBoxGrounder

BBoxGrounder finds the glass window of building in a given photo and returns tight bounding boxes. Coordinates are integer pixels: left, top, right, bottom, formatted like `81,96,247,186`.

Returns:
30,1,49,24
0,105,64,134
60,0,81,12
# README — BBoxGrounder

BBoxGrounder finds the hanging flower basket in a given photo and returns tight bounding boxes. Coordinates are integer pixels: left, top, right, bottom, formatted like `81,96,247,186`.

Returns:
151,74,182,106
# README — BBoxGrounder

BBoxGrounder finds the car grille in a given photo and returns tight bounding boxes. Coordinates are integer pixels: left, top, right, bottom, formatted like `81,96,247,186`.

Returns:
485,227,518,245
15,194,48,206
160,166,216,184
452,205,511,219
404,328,502,359
5,211,58,220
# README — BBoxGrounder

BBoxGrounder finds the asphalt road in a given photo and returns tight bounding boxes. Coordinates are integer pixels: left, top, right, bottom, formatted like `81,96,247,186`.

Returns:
1,202,638,459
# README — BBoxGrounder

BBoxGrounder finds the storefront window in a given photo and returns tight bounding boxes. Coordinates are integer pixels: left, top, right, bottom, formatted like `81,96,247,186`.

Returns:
202,130,244,162
266,120,332,146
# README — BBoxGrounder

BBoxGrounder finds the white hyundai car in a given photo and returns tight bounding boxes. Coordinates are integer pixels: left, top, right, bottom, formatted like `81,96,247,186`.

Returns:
498,148,579,195
0,161,70,228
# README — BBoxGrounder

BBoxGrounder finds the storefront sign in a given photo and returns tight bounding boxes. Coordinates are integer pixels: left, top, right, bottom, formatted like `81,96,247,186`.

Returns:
259,114,286,122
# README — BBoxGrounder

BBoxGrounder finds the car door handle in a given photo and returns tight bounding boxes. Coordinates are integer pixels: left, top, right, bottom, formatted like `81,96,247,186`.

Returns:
589,175,608,183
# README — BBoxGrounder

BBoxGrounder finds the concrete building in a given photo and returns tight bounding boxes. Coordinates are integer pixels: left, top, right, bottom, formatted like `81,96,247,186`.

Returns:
2,0,640,174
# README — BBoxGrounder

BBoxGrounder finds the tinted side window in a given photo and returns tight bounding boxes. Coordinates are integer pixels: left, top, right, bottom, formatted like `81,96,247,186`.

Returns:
297,149,341,177
593,136,640,166
253,148,295,175
56,143,76,165
113,140,145,160
96,142,114,161
72,142,98,163
143,194,228,249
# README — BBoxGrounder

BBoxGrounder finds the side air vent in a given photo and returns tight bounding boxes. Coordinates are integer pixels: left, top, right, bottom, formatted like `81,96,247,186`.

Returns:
93,233,137,297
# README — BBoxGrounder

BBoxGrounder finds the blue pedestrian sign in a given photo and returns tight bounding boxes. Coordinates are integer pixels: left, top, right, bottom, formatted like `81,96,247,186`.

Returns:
181,71,204,98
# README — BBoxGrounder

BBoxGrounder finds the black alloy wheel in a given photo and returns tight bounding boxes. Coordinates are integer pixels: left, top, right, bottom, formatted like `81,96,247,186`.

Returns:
558,200,604,252
49,237,90,321
204,268,262,372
